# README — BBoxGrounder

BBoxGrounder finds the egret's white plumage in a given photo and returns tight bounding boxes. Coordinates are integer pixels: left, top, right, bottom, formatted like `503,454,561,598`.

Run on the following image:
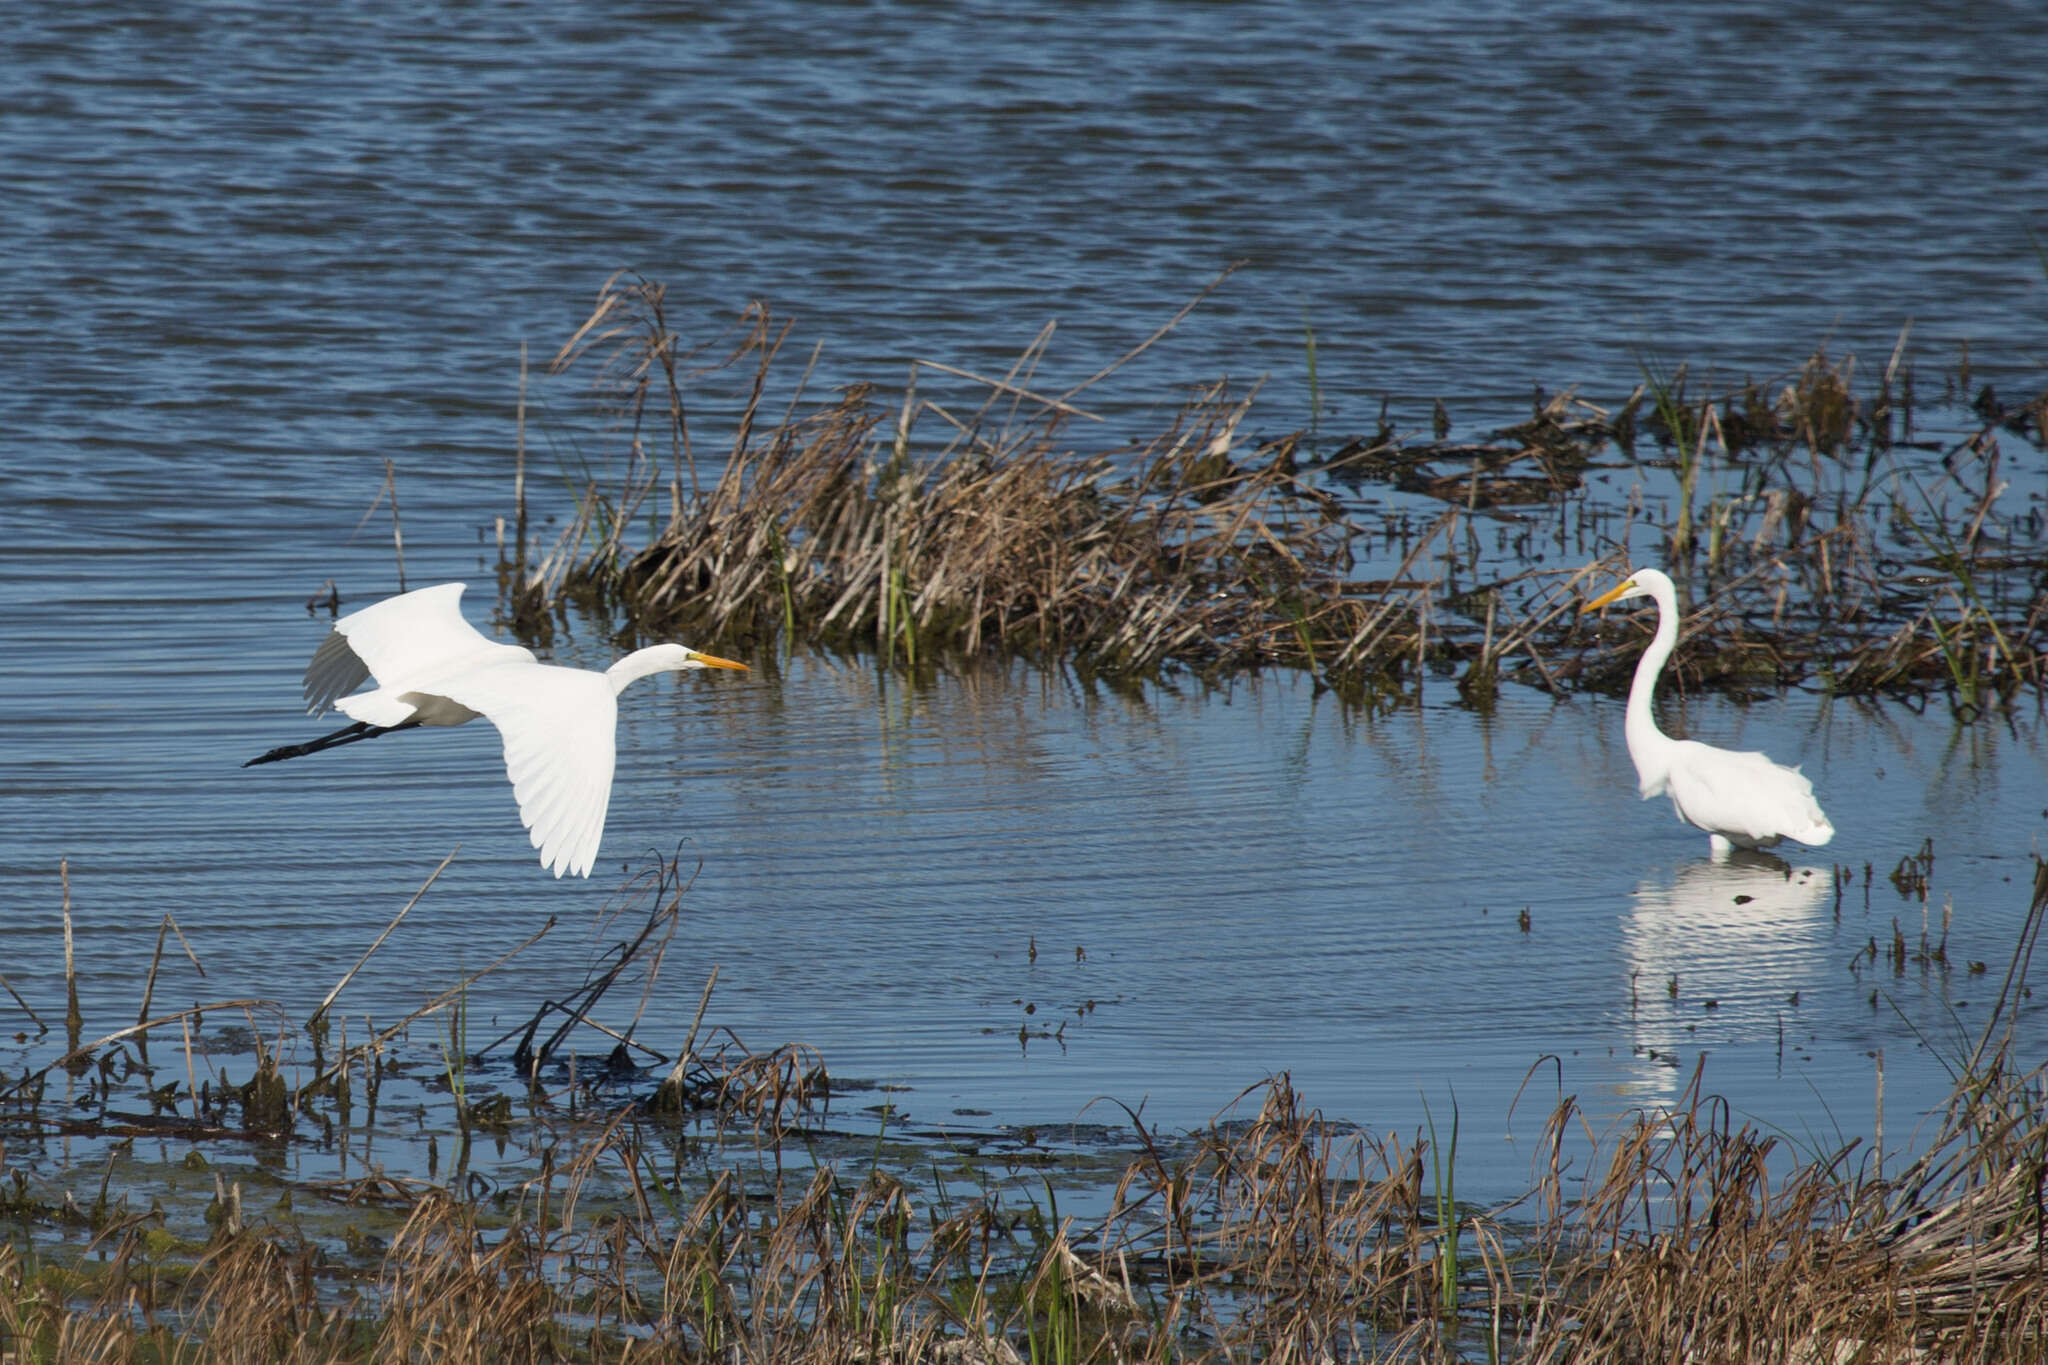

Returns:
1582,568,1834,856
247,582,746,877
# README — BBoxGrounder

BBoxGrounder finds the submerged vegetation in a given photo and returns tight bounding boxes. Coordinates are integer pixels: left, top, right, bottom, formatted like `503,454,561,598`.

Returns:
4,855,2047,1361
504,271,2046,716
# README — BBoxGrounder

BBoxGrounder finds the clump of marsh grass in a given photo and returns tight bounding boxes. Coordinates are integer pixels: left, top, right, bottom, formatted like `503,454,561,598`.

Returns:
517,271,1448,703
1474,332,2043,714
1538,331,2044,712
1084,1078,1444,1358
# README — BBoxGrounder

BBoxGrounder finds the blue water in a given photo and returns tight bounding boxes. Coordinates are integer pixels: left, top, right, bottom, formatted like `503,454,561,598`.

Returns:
3,0,2046,1199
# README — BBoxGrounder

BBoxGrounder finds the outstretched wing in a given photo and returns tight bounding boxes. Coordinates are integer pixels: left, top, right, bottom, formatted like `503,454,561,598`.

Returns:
1666,740,1833,847
302,583,531,716
430,662,619,878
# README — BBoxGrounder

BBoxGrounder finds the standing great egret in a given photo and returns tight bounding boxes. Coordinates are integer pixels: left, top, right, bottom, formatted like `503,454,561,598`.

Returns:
244,583,747,878
1581,568,1834,856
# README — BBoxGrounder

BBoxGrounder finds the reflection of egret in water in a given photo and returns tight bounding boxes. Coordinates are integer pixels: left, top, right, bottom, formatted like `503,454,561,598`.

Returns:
1621,851,1835,1098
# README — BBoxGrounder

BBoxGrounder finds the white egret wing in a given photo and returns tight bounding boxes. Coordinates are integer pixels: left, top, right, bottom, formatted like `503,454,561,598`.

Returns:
1665,741,1830,846
432,662,619,878
302,583,533,715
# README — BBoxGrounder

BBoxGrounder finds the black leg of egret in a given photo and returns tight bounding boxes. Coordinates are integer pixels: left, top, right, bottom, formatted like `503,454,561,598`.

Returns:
242,717,423,767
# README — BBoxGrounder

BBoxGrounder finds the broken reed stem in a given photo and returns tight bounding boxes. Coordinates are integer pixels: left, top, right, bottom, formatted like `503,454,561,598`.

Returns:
308,846,460,1030
907,356,1103,423
501,892,680,1073
543,1011,666,1062
138,916,167,1050
386,458,407,592
346,461,409,593
516,339,529,580
1057,258,1245,403
660,965,721,1098
1480,586,1497,670
300,913,557,1104
621,858,699,1046
0,971,46,1033
61,857,79,1049
135,911,206,1047
182,1012,200,1123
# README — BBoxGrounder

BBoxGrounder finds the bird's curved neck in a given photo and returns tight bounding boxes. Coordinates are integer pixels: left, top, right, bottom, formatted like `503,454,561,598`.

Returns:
606,647,681,695
1626,583,1680,753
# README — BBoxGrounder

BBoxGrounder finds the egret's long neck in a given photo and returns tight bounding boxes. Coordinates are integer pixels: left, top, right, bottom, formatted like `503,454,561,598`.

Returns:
606,647,683,695
1625,580,1680,760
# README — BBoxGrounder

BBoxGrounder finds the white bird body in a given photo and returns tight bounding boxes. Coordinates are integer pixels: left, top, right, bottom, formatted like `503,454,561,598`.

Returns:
249,583,746,878
1584,568,1833,856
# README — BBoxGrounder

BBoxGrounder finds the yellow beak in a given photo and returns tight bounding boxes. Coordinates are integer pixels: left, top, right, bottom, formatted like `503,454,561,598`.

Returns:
1580,578,1638,614
689,651,749,671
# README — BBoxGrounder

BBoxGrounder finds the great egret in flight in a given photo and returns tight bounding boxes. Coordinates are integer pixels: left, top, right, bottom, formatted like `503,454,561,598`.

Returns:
245,583,747,877
1581,568,1833,856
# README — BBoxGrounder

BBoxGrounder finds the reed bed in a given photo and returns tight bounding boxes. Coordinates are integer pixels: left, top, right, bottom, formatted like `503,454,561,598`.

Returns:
7,857,2048,1362
513,271,1423,704
505,275,2046,717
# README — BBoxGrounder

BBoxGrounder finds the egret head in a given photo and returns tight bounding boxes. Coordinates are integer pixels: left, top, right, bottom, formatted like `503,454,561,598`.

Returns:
606,643,748,692
1581,567,1671,614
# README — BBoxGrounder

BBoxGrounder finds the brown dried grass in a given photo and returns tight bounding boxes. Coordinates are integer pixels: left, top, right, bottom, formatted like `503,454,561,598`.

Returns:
519,271,1444,701
514,276,2045,718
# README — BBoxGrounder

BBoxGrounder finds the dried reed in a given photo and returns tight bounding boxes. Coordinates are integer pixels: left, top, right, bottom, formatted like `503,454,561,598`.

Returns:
515,276,2045,719
522,273,1439,703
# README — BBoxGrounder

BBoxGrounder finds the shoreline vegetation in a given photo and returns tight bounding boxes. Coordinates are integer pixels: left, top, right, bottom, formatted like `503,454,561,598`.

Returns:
3,855,2045,1362
505,270,2044,718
